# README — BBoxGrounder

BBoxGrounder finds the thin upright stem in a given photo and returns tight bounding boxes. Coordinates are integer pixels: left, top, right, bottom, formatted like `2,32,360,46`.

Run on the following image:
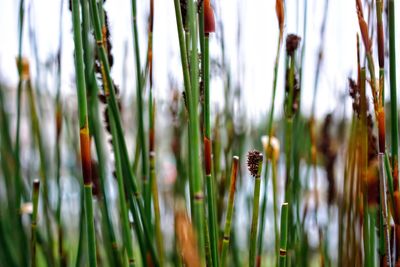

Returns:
279,203,289,267
249,161,263,267
71,0,97,265
131,0,151,222
388,0,398,189
110,110,135,267
31,180,40,267
220,156,239,267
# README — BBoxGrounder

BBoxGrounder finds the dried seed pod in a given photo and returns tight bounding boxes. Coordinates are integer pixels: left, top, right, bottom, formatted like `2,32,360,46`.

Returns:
203,0,215,34
55,104,63,141
286,34,301,56
175,205,200,267
261,135,280,161
275,0,284,39
247,150,263,177
16,57,30,80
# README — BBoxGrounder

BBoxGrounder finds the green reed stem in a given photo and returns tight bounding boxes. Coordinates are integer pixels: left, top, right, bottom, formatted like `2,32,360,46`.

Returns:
80,0,121,263
90,94,122,267
284,53,296,261
279,203,289,267
378,153,392,267
360,67,370,267
173,0,197,220
258,35,282,265
15,1,27,265
110,111,135,267
388,0,399,190
31,179,40,267
187,0,206,262
220,156,239,267
272,158,279,263
131,0,150,221
249,159,263,267
71,0,97,265
149,75,164,267
203,28,219,267
87,2,159,264
26,78,55,267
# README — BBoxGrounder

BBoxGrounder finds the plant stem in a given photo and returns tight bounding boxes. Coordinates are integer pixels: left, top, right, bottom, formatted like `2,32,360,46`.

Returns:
71,0,97,265
279,203,289,267
258,35,282,266
272,157,279,263
388,0,398,189
110,110,135,267
31,179,40,267
378,153,392,267
203,27,219,267
220,156,239,267
87,1,159,264
249,159,263,267
131,0,151,221
187,0,206,262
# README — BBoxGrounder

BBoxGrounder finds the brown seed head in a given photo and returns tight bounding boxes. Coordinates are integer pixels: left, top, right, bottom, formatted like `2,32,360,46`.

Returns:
204,0,215,34
247,150,263,177
355,0,371,53
275,0,284,40
16,57,30,80
286,34,301,56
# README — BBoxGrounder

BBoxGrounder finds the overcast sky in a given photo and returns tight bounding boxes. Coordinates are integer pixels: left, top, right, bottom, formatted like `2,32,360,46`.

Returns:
1,0,400,120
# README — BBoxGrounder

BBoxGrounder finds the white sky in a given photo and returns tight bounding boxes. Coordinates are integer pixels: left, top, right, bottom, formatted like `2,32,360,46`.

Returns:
1,0,400,120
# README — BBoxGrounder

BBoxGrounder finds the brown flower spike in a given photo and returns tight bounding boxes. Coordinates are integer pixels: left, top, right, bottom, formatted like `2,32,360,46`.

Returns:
247,150,263,177
275,0,284,40
286,34,301,56
204,0,215,34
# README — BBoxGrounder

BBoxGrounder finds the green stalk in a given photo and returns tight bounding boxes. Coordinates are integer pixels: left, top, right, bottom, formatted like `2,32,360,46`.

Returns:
149,63,164,267
173,0,191,97
86,2,159,265
71,0,97,265
131,0,150,220
279,203,289,267
90,91,122,267
378,153,392,267
173,0,196,219
15,1,27,265
0,86,19,267
249,157,263,267
110,110,135,267
80,0,121,263
388,0,398,189
258,35,282,265
75,186,87,267
26,78,55,267
284,52,296,261
220,156,239,267
31,179,40,267
199,5,213,267
147,2,164,263
203,29,219,267
150,147,164,266
271,157,279,263
15,0,24,207
187,0,206,261
55,2,64,263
